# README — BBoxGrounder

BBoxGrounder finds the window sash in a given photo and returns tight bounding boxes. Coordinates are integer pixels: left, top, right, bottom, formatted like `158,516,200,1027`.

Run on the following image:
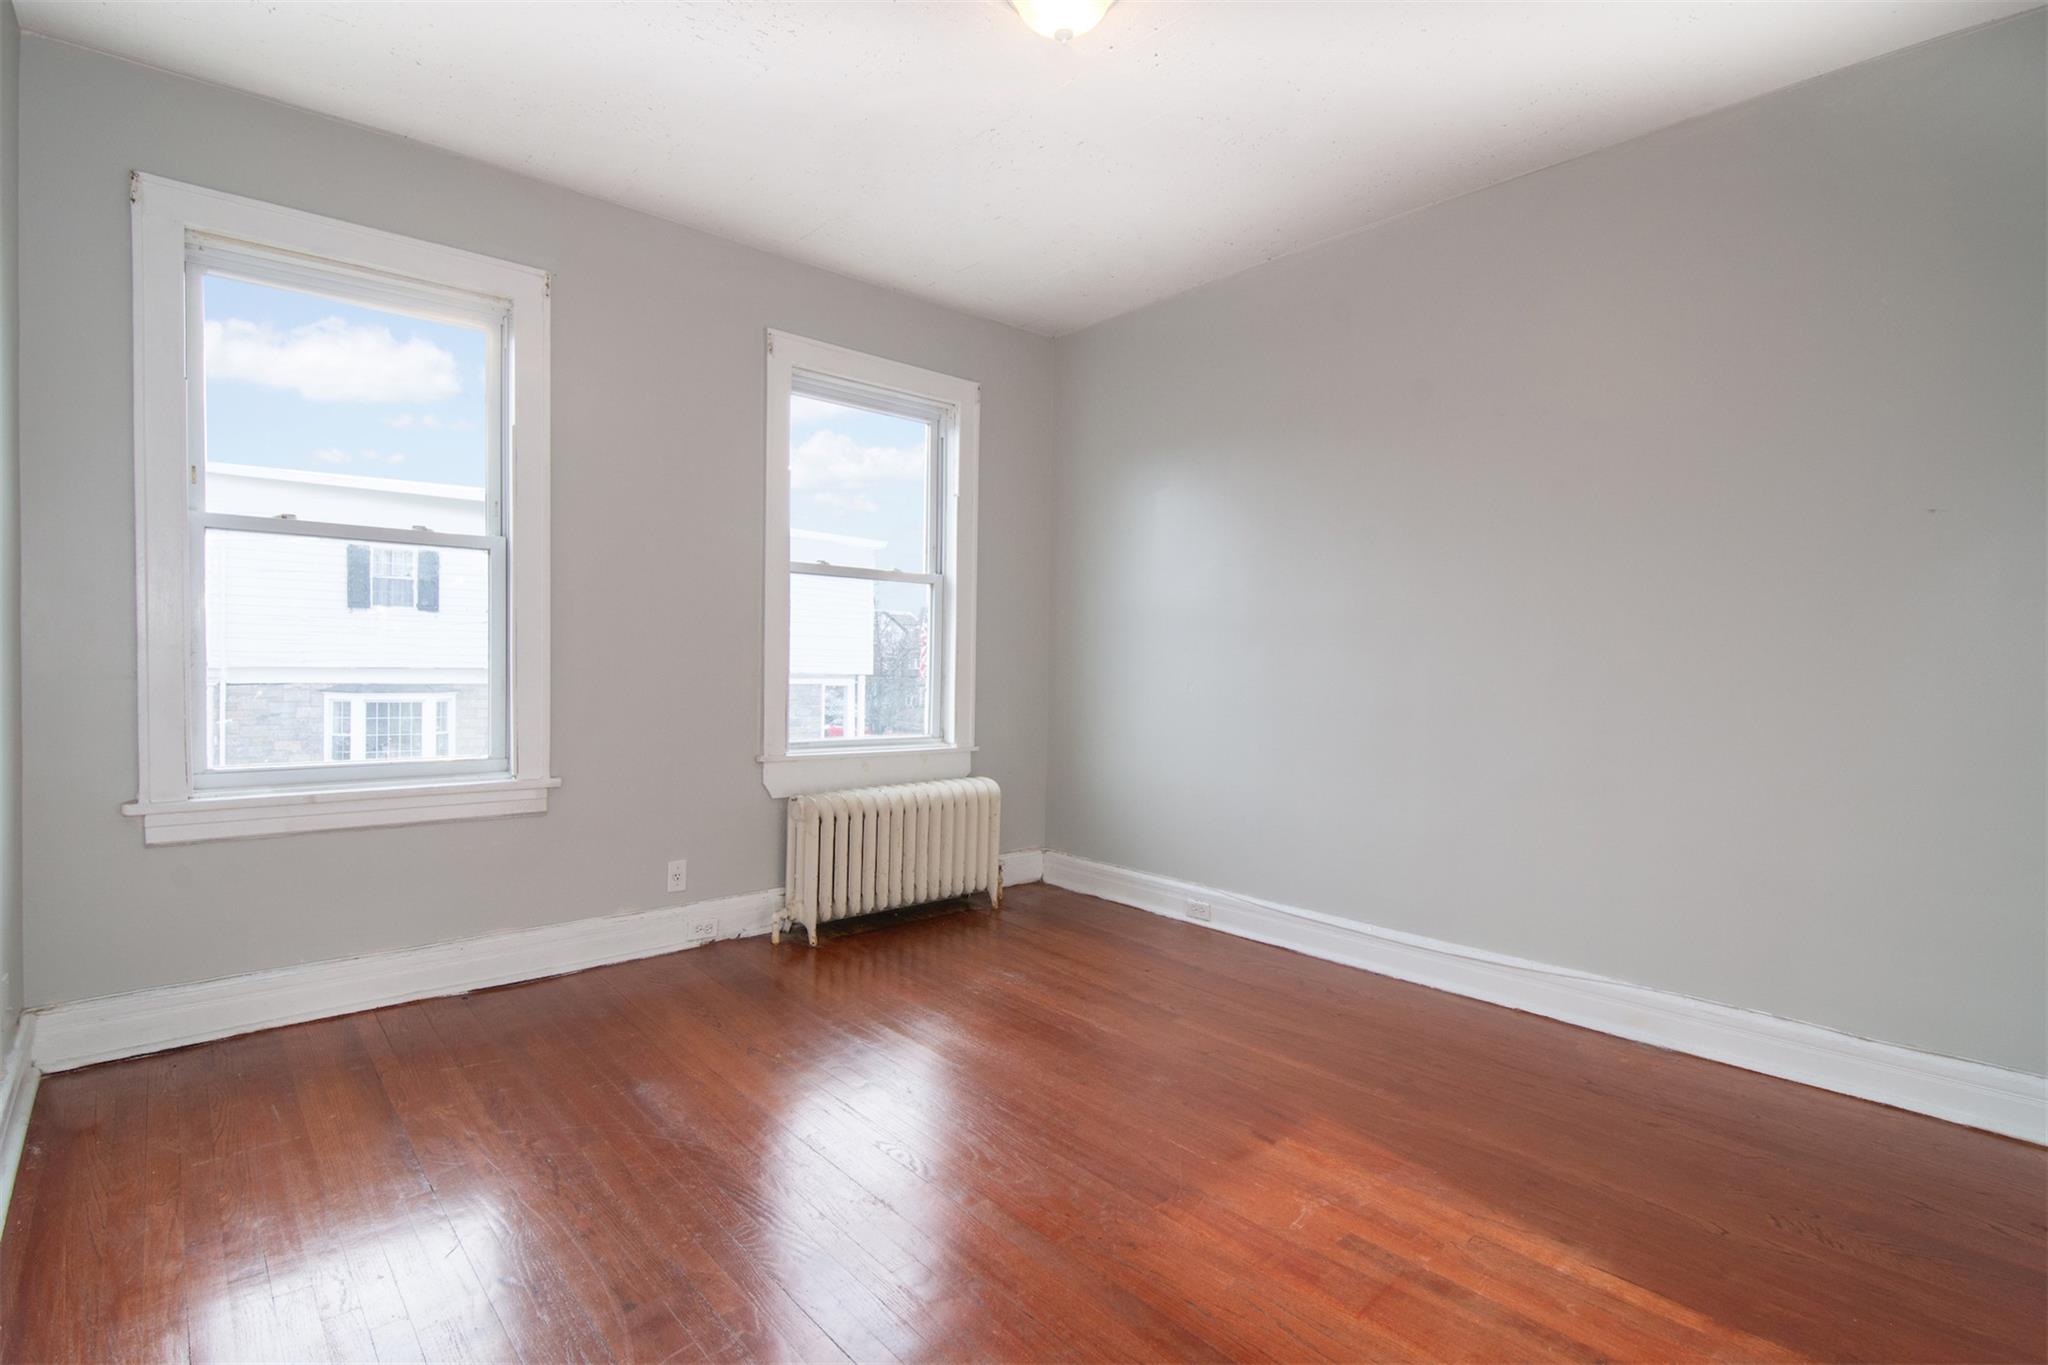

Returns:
786,561,940,588
190,526,508,789
785,564,941,750
188,238,509,539
183,244,513,791
789,372,944,578
197,511,498,552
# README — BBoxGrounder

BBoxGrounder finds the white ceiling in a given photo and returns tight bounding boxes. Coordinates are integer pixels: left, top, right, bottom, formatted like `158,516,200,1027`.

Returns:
19,1,2034,335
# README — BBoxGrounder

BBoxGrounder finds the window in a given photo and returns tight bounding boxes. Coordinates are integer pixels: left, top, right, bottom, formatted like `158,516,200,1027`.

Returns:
322,693,460,763
761,332,979,797
126,175,555,845
328,698,352,762
368,546,419,608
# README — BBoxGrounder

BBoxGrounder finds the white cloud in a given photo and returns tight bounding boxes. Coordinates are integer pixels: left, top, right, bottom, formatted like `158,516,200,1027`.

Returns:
204,317,461,403
812,490,881,514
310,448,408,467
386,413,477,431
790,430,924,491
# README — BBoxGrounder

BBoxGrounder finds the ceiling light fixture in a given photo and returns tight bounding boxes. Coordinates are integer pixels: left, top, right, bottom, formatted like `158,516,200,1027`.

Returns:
1010,0,1115,44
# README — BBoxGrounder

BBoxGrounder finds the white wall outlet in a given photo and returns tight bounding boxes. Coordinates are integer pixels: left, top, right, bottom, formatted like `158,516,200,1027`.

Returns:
1186,899,1214,923
667,859,688,894
689,916,717,940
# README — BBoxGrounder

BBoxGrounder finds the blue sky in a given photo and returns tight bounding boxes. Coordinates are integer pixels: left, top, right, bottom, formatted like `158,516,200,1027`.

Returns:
201,274,488,488
788,395,931,574
203,273,934,571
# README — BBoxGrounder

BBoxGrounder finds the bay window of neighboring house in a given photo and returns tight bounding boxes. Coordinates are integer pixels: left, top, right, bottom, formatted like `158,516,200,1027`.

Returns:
760,331,980,797
125,174,555,845
325,693,457,762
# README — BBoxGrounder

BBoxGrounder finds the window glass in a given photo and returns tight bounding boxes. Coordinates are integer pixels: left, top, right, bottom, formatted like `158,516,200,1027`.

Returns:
788,392,930,573
204,529,491,770
788,577,932,742
370,546,417,607
200,274,490,534
364,700,423,761
328,699,351,762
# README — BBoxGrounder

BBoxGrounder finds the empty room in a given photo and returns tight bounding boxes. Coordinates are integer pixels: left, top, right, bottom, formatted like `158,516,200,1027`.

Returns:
0,0,2042,1360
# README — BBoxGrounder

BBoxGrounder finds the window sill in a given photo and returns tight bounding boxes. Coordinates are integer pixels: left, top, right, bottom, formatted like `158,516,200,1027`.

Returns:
760,746,972,799
122,775,560,846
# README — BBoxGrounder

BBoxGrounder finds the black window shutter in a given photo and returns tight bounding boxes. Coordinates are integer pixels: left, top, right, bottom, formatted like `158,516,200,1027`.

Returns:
345,544,370,609
417,550,440,612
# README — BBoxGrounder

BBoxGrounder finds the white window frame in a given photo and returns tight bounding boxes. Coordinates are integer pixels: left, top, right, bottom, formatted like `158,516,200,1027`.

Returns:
762,330,979,798
123,174,556,845
321,692,460,764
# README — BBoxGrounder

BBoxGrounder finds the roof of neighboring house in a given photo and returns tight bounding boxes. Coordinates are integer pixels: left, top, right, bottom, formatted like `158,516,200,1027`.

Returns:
208,462,485,503
791,528,886,549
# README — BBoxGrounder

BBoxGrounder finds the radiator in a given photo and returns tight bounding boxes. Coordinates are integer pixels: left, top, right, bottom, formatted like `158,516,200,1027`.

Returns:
776,777,1003,946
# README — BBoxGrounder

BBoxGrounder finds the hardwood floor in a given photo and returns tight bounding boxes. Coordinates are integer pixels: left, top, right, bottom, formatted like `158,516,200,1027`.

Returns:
4,883,2043,1363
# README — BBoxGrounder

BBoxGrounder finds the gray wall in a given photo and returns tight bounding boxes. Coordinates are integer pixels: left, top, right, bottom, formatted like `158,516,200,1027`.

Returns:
1049,15,2047,1074
18,36,1057,1007
0,1,19,1052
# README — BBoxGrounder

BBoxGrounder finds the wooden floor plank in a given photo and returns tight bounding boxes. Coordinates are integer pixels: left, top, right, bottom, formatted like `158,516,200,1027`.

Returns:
4,885,2043,1363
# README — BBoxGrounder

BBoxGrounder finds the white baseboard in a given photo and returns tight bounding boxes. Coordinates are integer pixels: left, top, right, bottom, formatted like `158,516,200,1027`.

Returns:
31,888,783,1073
1043,852,2047,1145
999,848,1045,886
30,850,1048,1075
0,1017,40,1224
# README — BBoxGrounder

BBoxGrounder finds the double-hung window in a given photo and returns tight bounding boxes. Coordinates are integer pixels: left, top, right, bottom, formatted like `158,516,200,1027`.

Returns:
761,331,979,797
126,175,554,844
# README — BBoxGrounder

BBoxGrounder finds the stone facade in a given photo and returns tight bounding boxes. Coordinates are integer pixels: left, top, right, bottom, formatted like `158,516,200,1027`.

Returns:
212,682,492,767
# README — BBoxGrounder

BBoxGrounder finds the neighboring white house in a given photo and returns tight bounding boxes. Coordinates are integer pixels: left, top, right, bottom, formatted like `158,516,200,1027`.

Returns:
203,463,491,769
201,468,927,767
790,528,878,740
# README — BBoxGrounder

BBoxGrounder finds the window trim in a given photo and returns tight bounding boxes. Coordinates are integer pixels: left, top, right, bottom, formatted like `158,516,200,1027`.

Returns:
124,173,554,845
761,330,979,798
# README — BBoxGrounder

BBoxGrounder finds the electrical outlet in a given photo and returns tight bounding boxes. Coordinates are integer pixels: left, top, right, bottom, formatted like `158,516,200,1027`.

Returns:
689,917,717,940
667,859,689,894
1186,899,1213,923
